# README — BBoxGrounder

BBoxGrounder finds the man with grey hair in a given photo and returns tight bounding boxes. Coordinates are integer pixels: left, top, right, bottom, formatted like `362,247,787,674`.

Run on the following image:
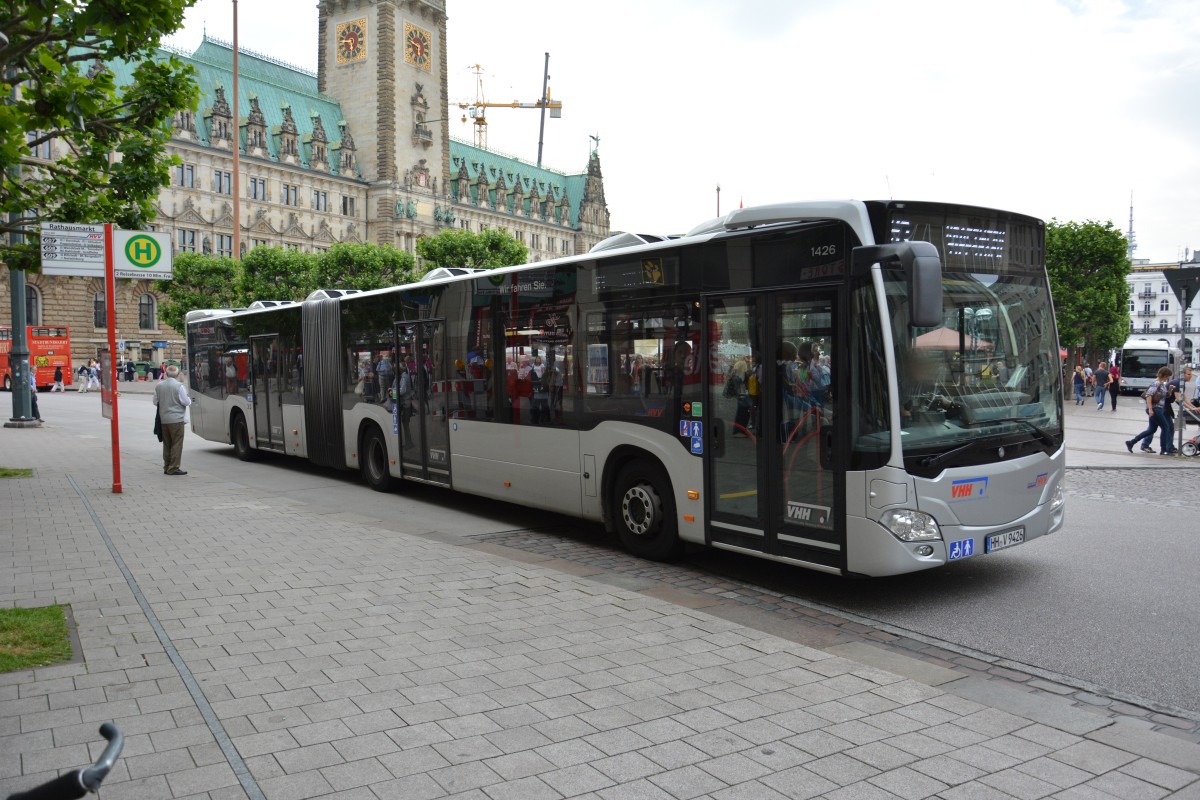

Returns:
153,364,192,475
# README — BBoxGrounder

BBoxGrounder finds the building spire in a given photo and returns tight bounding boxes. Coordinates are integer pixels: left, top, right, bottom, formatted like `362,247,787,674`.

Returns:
1127,190,1137,261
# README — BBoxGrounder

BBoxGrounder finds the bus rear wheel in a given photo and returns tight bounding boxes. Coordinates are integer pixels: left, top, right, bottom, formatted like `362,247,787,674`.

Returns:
2,375,10,391
361,426,394,492
232,412,257,461
612,461,682,561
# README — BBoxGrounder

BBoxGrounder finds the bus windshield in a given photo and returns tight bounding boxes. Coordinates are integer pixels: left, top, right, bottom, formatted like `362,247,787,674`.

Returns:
1121,348,1169,379
885,269,1063,468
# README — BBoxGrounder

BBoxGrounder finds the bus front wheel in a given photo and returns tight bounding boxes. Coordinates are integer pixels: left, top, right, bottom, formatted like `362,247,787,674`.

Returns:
612,461,682,561
2,374,10,391
360,426,394,492
232,413,257,461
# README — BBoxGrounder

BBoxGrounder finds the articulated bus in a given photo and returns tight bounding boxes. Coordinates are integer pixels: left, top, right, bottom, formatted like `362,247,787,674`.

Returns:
185,200,1065,577
1,326,73,390
1118,337,1184,395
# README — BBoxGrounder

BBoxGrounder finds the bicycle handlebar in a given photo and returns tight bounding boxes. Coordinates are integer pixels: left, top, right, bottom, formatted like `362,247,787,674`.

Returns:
6,724,123,800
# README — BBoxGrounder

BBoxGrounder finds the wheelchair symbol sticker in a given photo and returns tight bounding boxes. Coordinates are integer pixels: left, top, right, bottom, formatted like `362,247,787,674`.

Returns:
947,538,974,560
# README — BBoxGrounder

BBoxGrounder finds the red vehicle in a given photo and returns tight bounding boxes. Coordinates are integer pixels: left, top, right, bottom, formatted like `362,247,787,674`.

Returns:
0,325,73,390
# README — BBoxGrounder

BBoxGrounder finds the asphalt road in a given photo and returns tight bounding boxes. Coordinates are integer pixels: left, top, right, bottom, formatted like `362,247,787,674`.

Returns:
22,387,1200,719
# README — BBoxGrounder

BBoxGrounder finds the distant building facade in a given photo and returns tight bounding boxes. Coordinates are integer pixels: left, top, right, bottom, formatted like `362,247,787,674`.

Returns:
2,0,610,367
1127,256,1200,362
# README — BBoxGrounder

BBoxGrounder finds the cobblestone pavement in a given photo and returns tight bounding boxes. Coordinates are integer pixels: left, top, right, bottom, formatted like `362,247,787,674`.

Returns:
2,415,1200,798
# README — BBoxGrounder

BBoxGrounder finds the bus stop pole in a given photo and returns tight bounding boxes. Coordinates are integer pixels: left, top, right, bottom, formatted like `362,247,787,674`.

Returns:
105,224,123,493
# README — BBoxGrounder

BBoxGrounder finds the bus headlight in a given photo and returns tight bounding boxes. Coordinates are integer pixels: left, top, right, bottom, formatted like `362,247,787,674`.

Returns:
1049,483,1065,511
880,509,941,542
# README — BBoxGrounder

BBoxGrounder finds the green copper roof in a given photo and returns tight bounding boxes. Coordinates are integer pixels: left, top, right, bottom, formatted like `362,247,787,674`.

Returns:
109,37,358,176
449,140,587,228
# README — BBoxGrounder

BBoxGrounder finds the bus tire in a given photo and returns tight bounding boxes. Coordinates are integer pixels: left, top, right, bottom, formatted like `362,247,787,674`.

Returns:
231,412,257,462
2,374,10,391
612,460,682,561
360,425,394,492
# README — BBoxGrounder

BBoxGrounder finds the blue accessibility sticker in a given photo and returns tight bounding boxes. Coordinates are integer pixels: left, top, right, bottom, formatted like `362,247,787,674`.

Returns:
947,538,975,560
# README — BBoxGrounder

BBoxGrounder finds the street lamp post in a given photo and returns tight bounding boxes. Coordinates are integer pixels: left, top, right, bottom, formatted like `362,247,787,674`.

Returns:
2,29,37,427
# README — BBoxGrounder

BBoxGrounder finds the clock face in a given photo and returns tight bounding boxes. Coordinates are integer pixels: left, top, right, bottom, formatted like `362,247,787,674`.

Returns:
336,18,367,64
404,22,432,71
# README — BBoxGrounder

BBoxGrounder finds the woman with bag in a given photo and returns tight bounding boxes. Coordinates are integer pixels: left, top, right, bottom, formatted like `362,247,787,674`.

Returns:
1125,366,1173,454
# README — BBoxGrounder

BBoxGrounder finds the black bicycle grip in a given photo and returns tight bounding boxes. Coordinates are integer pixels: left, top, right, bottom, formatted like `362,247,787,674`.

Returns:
6,769,87,800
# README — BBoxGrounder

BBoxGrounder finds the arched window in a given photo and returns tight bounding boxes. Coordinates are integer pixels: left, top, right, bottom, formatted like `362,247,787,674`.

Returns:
1159,319,1170,330
93,292,106,328
139,294,157,330
25,285,41,325
1129,299,1135,313
1160,299,1170,312
1143,321,1151,332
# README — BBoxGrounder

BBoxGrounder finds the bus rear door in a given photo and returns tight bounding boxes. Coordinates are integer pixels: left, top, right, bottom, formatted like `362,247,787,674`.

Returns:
704,291,846,574
395,321,451,486
249,335,284,452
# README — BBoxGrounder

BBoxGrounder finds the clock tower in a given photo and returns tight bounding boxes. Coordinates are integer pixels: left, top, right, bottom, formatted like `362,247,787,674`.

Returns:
317,0,449,247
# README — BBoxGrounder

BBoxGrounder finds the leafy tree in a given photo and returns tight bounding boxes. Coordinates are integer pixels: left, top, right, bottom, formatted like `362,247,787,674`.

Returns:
0,0,199,271
159,252,241,332
415,227,529,272
1046,219,1131,362
312,242,416,291
236,246,319,305
158,243,425,330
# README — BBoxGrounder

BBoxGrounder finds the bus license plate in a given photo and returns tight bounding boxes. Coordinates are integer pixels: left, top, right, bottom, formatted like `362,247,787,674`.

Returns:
986,527,1025,553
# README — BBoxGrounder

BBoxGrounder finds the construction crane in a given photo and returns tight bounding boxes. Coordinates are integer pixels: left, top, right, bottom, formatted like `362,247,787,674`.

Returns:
457,56,562,163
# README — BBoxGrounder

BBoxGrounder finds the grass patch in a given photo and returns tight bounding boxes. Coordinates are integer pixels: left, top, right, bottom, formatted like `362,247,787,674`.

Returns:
0,467,33,479
0,605,74,673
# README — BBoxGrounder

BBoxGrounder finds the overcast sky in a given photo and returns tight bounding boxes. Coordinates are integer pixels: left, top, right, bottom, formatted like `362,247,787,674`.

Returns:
163,0,1200,263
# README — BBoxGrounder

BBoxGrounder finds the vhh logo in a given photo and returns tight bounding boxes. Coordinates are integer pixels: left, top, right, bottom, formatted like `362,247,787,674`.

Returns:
950,477,988,500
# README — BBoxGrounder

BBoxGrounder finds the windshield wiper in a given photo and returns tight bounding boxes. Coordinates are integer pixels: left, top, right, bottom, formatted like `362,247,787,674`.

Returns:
957,415,1056,447
997,417,1057,448
919,417,1056,470
920,439,982,470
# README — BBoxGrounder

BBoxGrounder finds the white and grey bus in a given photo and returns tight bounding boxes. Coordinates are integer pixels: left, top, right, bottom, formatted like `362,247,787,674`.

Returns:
1118,337,1184,395
185,200,1065,577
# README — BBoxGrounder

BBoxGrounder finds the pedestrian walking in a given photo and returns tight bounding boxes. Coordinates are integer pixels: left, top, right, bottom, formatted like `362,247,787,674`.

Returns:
77,362,90,392
1093,361,1110,410
1071,365,1085,405
27,371,42,421
51,365,65,392
87,362,101,392
1125,366,1173,454
1161,366,1193,455
1107,362,1120,411
153,364,192,475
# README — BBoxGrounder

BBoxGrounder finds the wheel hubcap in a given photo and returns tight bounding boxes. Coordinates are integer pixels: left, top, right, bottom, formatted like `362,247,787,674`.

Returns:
621,483,660,536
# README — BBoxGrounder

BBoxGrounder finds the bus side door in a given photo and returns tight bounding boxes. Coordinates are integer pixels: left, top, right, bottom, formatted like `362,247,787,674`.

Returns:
705,290,845,574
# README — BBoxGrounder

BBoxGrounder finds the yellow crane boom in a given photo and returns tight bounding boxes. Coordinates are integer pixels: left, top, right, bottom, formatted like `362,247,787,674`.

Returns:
456,62,562,151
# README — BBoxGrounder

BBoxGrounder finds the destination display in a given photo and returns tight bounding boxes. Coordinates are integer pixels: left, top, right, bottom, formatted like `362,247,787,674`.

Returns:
886,207,1045,273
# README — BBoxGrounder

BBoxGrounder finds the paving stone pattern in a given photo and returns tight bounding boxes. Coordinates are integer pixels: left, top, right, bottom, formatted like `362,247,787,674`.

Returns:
2,424,1200,798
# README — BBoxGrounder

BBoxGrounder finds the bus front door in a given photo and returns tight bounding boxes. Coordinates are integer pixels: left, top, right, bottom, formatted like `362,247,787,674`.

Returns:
705,292,844,574
249,335,284,452
395,321,451,486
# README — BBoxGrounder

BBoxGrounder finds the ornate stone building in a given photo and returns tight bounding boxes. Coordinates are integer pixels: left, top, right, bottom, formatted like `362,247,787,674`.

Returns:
2,0,610,367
